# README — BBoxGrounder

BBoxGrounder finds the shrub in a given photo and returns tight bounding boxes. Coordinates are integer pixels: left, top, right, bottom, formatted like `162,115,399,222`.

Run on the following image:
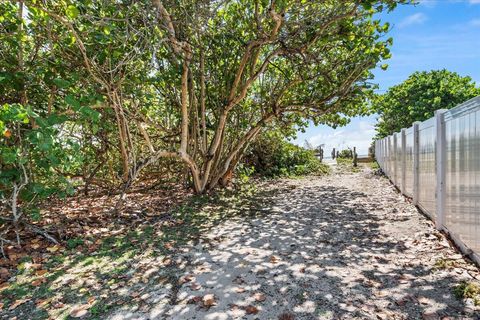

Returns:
453,281,480,305
244,133,330,178
338,149,353,159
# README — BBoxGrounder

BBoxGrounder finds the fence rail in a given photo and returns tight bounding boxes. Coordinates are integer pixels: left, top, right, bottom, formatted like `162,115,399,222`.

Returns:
375,96,480,265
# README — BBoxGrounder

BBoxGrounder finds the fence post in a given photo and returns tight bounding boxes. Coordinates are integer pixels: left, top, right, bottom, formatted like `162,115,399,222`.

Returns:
353,147,357,167
435,109,447,230
413,121,420,206
393,133,398,184
386,137,390,177
401,128,407,195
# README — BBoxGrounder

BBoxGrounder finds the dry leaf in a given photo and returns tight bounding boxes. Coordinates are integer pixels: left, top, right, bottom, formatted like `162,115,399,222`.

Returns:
202,294,216,307
190,283,202,290
164,242,174,250
278,312,295,320
0,302,4,309
179,275,194,284
35,299,52,308
30,263,42,270
245,305,259,314
0,267,10,278
9,299,27,310
229,303,240,310
46,245,60,253
31,279,44,286
188,296,202,304
0,283,10,292
254,292,266,302
417,296,430,305
270,256,279,263
235,287,246,293
87,296,96,305
70,304,90,318
35,269,48,276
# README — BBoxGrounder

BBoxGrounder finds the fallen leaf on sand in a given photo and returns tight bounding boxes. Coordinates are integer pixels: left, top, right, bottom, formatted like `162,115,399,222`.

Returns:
35,299,52,308
30,263,42,270
417,296,430,305
46,245,60,253
70,304,90,318
31,279,45,286
0,267,10,279
278,312,295,320
202,294,216,307
229,303,240,310
35,269,48,276
179,275,194,284
164,242,174,250
188,296,202,304
422,312,438,320
9,299,28,310
245,305,259,314
270,256,279,263
254,292,266,302
190,283,202,290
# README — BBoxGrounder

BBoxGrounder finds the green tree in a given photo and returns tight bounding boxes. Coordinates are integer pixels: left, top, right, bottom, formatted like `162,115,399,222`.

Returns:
1,0,410,209
373,70,480,138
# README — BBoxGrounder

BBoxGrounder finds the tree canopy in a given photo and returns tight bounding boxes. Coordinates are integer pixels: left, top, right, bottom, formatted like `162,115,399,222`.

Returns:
1,0,408,237
373,69,480,138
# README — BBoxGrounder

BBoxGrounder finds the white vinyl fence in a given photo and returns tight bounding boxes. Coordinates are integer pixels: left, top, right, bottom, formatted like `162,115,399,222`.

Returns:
375,96,480,265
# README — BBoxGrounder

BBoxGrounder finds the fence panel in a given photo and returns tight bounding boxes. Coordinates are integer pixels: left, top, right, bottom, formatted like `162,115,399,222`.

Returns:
404,127,414,197
418,118,436,219
374,96,480,265
444,100,480,257
394,132,401,189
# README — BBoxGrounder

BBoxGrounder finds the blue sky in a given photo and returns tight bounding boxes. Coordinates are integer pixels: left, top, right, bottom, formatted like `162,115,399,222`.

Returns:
293,0,480,155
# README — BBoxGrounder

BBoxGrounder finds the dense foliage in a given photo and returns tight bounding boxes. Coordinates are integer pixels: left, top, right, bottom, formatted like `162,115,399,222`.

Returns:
373,70,480,138
0,0,408,242
243,132,329,177
338,149,354,159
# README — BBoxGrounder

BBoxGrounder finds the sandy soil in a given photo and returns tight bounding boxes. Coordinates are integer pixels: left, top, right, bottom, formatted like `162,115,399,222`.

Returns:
106,166,480,320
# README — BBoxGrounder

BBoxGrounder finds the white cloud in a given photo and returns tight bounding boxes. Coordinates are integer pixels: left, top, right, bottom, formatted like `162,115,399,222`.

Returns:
417,0,437,8
398,13,428,28
305,121,376,156
469,0,480,4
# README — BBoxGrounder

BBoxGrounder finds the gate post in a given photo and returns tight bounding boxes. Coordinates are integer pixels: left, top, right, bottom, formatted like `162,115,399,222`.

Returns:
413,122,420,206
435,109,447,230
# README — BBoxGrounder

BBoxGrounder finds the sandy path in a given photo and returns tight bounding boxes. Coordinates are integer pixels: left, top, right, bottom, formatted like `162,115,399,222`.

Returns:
110,167,480,320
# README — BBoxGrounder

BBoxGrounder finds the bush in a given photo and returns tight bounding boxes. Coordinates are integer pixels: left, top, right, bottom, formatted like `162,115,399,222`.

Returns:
244,133,330,178
338,149,353,159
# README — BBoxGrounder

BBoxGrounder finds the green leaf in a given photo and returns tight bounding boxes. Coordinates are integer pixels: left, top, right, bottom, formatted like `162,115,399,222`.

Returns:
66,5,80,19
65,95,81,110
53,78,71,89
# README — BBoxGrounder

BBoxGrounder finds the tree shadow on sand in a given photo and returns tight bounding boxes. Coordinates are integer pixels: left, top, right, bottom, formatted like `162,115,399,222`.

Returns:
2,175,479,319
